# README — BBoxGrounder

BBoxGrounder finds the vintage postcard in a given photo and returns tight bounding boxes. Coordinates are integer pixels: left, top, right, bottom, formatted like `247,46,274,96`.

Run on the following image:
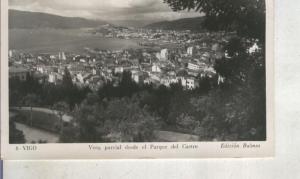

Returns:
1,0,274,159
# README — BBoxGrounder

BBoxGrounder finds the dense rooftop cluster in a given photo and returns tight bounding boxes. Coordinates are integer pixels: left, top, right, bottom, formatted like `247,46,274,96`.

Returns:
9,28,238,91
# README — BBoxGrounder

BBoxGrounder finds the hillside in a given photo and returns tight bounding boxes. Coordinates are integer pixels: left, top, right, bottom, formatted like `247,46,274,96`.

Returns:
111,19,158,28
144,17,206,32
9,10,107,29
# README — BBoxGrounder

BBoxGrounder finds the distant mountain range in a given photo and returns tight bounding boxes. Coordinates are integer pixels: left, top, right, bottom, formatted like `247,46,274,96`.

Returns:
110,19,159,28
9,9,206,32
9,10,107,29
144,17,206,32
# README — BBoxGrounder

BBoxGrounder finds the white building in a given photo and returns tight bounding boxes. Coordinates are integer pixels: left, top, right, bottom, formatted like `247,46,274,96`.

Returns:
9,50,13,58
114,67,124,74
248,43,260,54
79,59,86,63
184,77,199,90
48,72,63,84
58,52,66,60
187,62,201,71
131,71,146,84
187,47,193,56
218,75,225,85
152,64,162,73
177,77,199,90
77,73,92,84
212,43,221,52
48,72,57,84
36,66,45,74
149,73,161,82
160,49,168,60
160,76,178,87
155,52,161,60
92,68,99,75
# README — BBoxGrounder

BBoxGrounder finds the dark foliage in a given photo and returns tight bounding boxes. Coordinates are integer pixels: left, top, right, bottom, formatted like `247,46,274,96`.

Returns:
162,0,267,140
9,120,26,144
144,17,206,32
98,71,139,99
9,71,91,110
163,0,266,41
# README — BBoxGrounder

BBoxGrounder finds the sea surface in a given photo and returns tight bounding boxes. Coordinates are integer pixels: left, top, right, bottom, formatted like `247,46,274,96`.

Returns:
9,28,142,54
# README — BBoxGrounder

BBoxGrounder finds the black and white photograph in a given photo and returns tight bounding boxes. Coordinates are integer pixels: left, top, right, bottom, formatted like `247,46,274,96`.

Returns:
1,0,274,159
7,0,267,143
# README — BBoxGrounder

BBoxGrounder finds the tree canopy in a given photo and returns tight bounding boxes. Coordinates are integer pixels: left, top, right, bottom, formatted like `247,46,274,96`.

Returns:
163,0,265,41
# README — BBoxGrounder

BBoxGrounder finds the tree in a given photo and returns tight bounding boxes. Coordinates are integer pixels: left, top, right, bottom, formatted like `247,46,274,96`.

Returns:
164,0,267,140
9,90,22,107
67,96,161,143
119,71,139,97
62,67,73,90
196,75,214,94
9,120,25,144
97,71,140,99
163,0,265,41
22,94,40,126
59,125,80,143
69,94,106,142
167,91,192,126
53,101,69,134
103,98,161,142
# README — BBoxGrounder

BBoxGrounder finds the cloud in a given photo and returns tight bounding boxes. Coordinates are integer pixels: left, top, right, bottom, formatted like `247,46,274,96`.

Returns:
9,0,200,21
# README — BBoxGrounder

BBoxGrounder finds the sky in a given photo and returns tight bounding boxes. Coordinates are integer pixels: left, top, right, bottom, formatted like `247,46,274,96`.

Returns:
9,0,201,23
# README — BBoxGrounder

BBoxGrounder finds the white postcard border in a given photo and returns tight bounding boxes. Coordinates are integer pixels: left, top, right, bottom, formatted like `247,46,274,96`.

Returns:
1,0,275,159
